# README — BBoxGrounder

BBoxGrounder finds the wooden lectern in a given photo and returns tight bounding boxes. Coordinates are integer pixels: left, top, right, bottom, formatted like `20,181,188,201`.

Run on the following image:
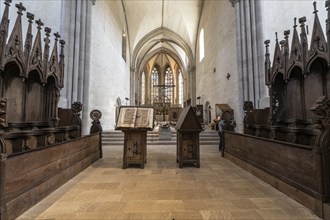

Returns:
116,107,154,169
175,106,203,168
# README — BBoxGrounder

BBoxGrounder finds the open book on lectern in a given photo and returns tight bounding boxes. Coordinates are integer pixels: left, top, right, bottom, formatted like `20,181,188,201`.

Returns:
116,107,154,130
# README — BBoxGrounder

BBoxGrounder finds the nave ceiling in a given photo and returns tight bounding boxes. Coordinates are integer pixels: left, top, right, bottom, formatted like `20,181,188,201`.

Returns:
121,0,204,71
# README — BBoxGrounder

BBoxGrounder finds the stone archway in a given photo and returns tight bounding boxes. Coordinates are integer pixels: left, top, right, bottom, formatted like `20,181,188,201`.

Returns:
131,27,195,107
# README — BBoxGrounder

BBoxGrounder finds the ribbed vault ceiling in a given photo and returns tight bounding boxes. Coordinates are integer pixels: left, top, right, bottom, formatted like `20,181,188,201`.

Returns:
122,0,204,69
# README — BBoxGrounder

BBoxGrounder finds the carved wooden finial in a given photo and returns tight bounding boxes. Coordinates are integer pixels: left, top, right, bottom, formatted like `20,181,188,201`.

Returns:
60,39,65,46
45,27,51,36
284,30,290,37
44,27,51,45
15,2,26,15
313,1,318,14
54,32,60,41
275,32,278,41
4,0,12,6
36,19,44,30
26,12,34,22
293,17,297,28
299,16,307,25
264,39,270,45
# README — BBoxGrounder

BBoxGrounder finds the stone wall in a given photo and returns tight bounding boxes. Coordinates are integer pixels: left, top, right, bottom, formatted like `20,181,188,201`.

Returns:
90,1,130,130
195,1,240,130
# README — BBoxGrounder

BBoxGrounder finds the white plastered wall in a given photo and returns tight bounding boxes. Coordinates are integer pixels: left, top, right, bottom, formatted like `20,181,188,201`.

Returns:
90,1,130,130
196,1,239,130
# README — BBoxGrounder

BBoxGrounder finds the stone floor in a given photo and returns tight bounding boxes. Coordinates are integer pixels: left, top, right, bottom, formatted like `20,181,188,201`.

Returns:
18,144,321,220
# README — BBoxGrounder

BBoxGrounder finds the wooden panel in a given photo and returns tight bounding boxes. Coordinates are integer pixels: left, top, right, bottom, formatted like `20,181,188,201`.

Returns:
177,132,200,168
25,73,43,121
286,73,303,119
1,133,102,220
5,153,100,219
4,72,24,122
123,131,146,169
4,144,98,202
304,63,324,119
224,131,323,216
58,108,74,126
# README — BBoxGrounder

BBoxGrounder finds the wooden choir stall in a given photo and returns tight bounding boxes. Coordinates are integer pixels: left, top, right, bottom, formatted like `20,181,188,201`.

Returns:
0,2,102,220
116,107,154,169
175,106,203,168
225,2,330,219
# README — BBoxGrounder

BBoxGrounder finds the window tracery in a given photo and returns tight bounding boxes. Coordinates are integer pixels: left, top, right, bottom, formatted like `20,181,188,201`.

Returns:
151,67,159,104
165,67,173,103
141,72,145,105
178,69,183,105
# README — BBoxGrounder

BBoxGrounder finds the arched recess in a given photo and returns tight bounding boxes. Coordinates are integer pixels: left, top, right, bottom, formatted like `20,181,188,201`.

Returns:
305,58,327,119
131,27,195,106
286,69,303,119
132,27,194,68
25,70,43,121
150,64,160,105
272,73,286,119
2,62,24,122
44,76,59,123
137,48,189,107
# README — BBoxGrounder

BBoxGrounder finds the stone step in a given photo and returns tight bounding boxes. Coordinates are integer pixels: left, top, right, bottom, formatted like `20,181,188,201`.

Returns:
102,129,219,146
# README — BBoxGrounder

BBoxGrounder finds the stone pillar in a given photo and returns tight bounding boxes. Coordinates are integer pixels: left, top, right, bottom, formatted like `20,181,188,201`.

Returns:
229,0,267,109
60,0,93,134
130,67,135,106
189,65,196,106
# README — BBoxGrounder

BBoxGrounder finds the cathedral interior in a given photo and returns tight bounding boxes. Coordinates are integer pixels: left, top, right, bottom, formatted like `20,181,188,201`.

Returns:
0,0,330,219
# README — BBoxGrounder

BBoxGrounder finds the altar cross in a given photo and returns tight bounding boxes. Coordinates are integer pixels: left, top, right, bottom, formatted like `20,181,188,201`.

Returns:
153,84,175,121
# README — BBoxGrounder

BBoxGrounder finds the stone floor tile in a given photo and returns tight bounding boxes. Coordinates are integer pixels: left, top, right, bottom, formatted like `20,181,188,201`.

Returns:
17,144,322,220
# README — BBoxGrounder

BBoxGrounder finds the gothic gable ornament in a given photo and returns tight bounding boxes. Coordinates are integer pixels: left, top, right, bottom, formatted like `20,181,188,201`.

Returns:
0,0,11,71
288,18,303,73
4,2,25,75
271,32,284,81
308,1,328,69
28,19,44,77
23,12,34,78
48,32,60,77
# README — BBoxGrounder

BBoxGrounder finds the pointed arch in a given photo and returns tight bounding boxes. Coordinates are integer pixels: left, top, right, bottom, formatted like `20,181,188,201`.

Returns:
151,66,159,104
141,71,146,105
165,65,174,103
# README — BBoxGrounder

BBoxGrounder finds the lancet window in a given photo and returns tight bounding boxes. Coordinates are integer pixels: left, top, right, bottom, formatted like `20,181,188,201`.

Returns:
151,67,159,104
141,72,145,105
165,67,173,103
178,69,183,105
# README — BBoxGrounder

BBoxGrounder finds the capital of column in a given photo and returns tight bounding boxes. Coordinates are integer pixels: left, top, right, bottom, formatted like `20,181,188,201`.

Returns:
91,0,96,6
229,0,240,7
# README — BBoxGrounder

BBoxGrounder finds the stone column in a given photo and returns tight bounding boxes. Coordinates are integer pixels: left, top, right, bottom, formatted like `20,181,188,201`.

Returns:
59,0,94,134
189,65,196,106
229,0,267,109
130,67,135,106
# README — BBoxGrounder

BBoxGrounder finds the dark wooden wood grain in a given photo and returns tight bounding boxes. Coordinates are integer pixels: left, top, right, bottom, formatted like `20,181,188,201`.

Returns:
0,133,102,220
224,131,322,216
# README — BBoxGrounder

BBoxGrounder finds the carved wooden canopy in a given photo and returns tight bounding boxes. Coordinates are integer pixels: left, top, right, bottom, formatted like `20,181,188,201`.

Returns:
264,1,329,86
0,0,65,88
